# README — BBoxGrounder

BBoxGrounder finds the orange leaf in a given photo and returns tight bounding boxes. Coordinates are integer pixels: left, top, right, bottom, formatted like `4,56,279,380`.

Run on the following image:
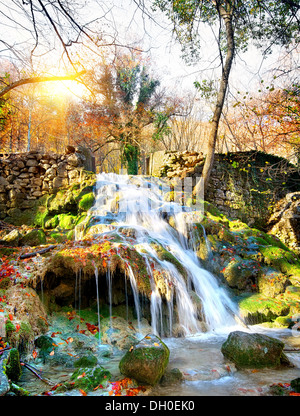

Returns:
103,259,107,268
32,350,38,359
8,314,13,321
79,389,87,396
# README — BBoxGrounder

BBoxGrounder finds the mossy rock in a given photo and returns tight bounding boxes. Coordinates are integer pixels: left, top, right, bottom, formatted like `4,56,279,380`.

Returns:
57,213,77,230
19,229,46,246
5,348,22,382
257,269,288,298
260,246,300,274
34,334,53,351
238,293,290,325
222,258,260,291
9,383,30,396
49,232,68,243
291,378,300,393
151,242,186,277
74,354,98,368
78,192,95,211
44,215,59,229
221,330,290,368
1,229,22,247
70,366,111,391
119,333,170,386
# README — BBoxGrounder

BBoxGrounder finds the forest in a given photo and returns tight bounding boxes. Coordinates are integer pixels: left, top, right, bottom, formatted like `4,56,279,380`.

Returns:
0,0,299,400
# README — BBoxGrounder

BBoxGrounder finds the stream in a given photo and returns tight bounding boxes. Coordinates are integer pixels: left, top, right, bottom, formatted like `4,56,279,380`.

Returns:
17,325,300,396
16,172,300,396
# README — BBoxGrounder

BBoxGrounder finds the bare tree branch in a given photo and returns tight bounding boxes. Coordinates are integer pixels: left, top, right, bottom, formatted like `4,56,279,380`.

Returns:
0,70,86,98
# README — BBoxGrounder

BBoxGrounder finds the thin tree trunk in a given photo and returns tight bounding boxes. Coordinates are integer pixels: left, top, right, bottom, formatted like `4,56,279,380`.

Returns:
194,5,235,196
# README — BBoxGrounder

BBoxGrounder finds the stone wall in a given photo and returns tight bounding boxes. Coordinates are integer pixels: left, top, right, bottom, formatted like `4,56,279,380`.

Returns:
0,147,95,220
148,150,299,230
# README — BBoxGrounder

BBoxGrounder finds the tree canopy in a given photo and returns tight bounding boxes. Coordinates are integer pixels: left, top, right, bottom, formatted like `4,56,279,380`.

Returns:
150,0,300,189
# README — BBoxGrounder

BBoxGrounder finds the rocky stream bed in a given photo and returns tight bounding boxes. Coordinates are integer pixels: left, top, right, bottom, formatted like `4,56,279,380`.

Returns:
0,172,300,397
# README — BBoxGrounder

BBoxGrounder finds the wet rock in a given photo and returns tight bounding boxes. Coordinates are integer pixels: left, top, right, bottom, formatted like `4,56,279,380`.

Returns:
70,365,111,391
221,331,292,369
5,348,22,382
0,349,10,396
291,377,300,393
119,333,170,386
160,368,183,386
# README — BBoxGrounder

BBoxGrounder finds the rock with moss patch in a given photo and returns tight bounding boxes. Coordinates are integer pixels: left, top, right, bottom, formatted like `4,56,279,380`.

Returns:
221,330,291,369
74,354,98,368
291,377,300,393
5,348,22,382
20,229,46,246
70,366,111,391
119,333,170,386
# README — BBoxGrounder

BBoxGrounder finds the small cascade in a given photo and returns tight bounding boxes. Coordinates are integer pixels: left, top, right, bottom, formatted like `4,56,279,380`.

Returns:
80,172,241,337
106,267,113,329
94,266,101,345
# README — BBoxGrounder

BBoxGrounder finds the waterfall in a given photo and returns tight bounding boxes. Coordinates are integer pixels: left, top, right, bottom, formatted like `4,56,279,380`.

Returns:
94,266,101,345
86,172,240,336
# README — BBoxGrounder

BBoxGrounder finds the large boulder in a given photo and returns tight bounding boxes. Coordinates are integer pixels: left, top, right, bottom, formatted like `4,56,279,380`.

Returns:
221,331,291,369
119,334,170,386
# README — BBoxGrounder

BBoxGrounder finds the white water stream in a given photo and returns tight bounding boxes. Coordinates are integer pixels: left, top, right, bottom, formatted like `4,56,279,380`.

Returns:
78,172,241,337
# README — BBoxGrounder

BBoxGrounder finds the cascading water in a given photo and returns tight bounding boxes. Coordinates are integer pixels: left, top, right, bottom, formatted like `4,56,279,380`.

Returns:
77,172,241,337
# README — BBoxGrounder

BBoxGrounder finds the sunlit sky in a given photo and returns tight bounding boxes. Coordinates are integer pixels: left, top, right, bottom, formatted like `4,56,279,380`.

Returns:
0,0,294,103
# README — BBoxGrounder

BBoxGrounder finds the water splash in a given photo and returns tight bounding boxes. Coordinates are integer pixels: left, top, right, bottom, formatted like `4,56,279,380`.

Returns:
82,172,241,336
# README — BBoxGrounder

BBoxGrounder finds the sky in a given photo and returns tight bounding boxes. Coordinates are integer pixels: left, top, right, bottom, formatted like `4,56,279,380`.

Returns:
0,0,295,103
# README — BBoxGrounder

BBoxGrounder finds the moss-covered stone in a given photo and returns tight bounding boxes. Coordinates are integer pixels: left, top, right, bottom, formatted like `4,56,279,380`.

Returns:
119,333,170,386
221,330,290,368
5,348,22,382
238,293,290,325
70,366,111,391
20,229,46,246
223,258,260,290
78,192,95,211
74,354,98,368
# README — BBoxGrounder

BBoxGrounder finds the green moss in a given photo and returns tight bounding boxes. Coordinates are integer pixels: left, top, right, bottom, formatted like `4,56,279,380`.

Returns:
49,232,68,243
9,383,30,396
260,246,300,276
20,229,46,246
58,213,77,230
44,215,59,229
5,348,22,382
78,192,95,211
70,366,111,391
5,320,15,335
151,242,186,277
238,293,290,324
74,354,98,368
35,334,53,351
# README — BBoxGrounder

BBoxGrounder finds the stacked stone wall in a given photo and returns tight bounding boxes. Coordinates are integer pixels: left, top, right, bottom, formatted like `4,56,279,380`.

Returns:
0,148,92,220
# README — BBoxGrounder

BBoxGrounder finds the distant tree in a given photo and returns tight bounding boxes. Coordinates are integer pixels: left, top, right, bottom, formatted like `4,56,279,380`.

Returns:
223,80,300,162
147,0,300,191
84,51,179,174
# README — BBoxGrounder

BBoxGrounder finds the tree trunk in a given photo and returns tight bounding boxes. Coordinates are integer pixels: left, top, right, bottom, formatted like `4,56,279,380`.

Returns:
194,6,235,197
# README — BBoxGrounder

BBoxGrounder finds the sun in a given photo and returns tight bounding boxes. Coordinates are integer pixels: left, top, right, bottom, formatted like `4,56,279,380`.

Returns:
39,79,89,102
